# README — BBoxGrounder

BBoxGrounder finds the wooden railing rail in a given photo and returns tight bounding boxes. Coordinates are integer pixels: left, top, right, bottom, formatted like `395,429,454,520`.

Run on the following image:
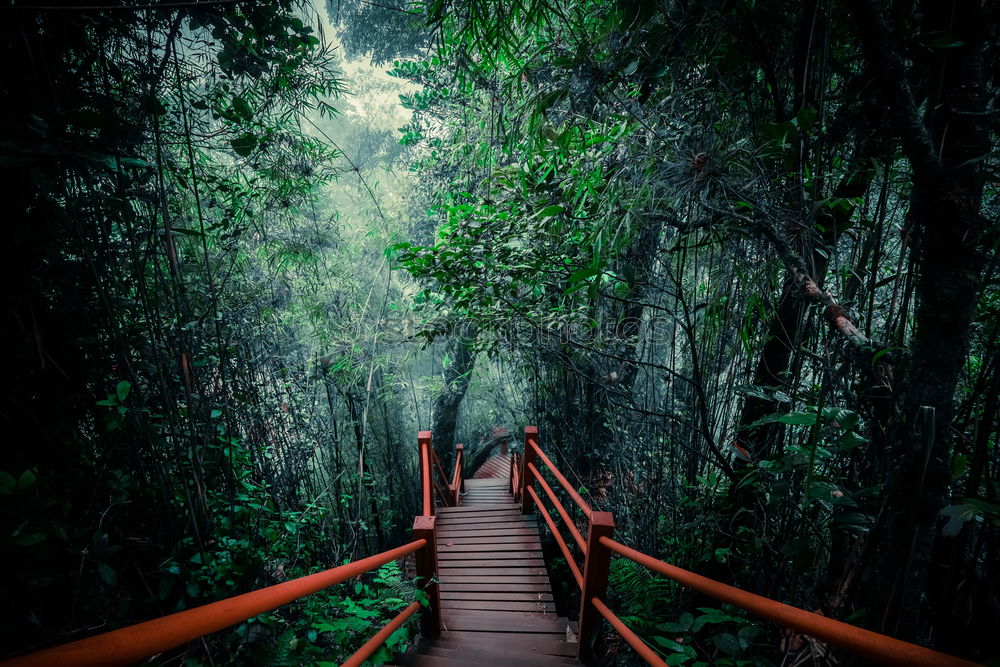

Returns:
590,597,663,666
450,443,464,505
599,537,979,667
526,485,584,589
343,601,421,667
519,425,980,667
521,426,592,519
510,451,521,498
0,541,428,667
528,461,587,553
4,429,453,667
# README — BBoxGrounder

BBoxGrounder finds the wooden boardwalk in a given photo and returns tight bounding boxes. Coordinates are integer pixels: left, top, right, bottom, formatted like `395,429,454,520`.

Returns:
396,459,579,665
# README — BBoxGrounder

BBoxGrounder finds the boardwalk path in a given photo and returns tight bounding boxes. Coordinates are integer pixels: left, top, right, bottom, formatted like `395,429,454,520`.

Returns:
396,455,578,665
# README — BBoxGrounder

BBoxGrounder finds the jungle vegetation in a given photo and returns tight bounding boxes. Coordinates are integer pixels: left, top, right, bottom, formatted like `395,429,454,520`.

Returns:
0,0,997,665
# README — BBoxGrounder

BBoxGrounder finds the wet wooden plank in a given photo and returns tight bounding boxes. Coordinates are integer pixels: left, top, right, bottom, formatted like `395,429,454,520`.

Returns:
437,527,539,538
436,557,544,568
438,505,518,514
443,611,563,634
437,514,538,530
443,599,556,613
438,582,552,592
439,567,548,577
440,591,554,602
435,518,537,529
439,536,542,546
439,574,550,584
439,542,541,553
414,646,578,666
438,550,543,561
431,632,576,656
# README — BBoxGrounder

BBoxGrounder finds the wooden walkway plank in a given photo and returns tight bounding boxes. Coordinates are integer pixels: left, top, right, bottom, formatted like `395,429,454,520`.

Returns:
440,591,554,602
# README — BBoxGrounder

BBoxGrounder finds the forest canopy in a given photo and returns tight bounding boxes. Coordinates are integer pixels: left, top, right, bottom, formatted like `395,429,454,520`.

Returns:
0,0,997,665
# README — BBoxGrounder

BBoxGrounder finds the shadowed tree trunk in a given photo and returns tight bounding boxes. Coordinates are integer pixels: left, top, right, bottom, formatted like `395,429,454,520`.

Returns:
850,0,994,644
431,321,478,463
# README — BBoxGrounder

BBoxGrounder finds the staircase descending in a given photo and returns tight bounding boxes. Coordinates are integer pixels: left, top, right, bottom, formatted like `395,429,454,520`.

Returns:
9,430,976,667
396,455,579,666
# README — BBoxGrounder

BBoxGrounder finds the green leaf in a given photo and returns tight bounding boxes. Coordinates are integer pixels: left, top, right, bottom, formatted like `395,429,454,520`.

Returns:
777,412,817,426
568,267,601,284
951,454,968,479
98,563,117,586
737,625,759,649
0,471,15,495
230,133,258,157
713,632,739,655
939,504,975,538
231,95,252,119
16,469,37,491
414,589,430,607
116,380,131,402
14,533,46,546
654,636,695,658
837,431,867,451
210,409,222,419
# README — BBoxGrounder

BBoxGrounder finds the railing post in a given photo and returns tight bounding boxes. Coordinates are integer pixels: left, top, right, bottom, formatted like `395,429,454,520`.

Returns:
510,452,519,499
578,511,615,661
452,443,464,506
412,515,441,638
418,431,434,516
519,426,538,514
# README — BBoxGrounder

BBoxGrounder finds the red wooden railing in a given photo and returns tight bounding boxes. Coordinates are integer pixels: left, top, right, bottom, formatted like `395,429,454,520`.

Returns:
2,431,458,667
418,430,463,512
514,426,980,667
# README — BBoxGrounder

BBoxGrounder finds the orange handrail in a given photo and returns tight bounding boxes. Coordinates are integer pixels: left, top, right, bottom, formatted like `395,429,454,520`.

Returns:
520,426,978,667
591,597,666,667
528,461,587,553
527,486,584,589
0,541,427,667
510,452,520,498
432,449,451,494
450,443,464,505
342,601,421,667
600,537,979,667
528,438,592,518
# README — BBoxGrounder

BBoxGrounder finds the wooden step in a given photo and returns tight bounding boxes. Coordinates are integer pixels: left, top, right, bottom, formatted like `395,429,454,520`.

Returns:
435,519,538,531
443,610,563,633
430,630,577,656
440,591,554,602
438,505,518,514
443,599,556,613
439,582,552,592
439,566,548,576
438,551,544,562
437,527,538,538
418,644,580,665
438,557,544,567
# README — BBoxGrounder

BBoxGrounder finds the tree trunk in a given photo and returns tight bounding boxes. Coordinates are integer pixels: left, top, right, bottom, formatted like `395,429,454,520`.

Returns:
431,322,478,466
851,0,992,647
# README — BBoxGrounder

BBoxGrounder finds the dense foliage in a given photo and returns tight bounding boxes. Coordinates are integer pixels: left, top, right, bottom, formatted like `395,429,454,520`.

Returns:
388,0,999,664
1,0,997,665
